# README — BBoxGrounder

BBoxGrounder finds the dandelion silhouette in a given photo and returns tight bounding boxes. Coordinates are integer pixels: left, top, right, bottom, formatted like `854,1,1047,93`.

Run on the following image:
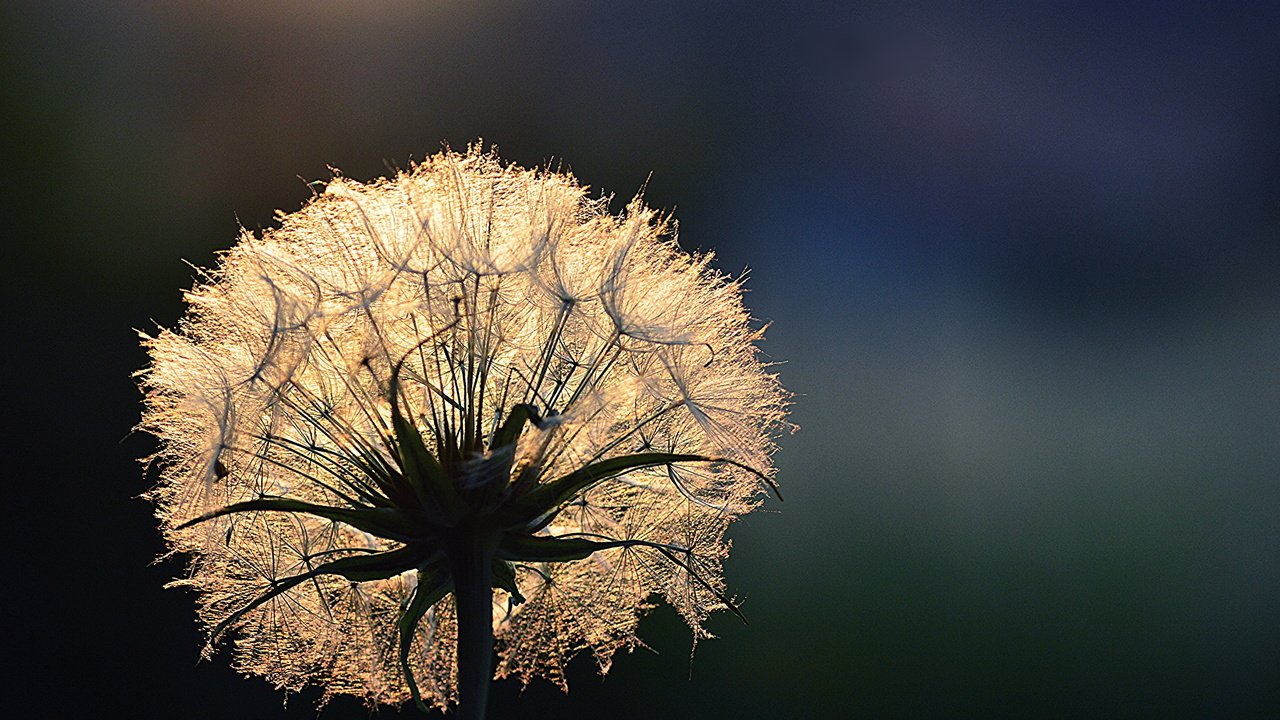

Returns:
139,147,789,719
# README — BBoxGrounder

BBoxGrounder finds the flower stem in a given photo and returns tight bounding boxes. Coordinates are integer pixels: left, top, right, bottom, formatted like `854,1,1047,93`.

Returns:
450,532,495,720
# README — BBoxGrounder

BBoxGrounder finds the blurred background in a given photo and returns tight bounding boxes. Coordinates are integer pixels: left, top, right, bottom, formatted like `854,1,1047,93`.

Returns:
3,1,1277,717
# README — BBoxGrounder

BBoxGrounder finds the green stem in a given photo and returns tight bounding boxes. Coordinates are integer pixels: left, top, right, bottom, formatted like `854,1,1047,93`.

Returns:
450,533,494,720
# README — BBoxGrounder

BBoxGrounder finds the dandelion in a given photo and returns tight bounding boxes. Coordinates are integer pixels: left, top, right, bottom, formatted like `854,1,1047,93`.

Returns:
138,146,790,719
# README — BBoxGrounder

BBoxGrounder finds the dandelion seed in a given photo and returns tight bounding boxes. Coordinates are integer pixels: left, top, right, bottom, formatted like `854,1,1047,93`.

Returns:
139,146,790,719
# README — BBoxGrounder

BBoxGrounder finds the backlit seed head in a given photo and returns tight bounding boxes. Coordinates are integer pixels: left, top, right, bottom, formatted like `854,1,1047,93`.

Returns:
139,146,790,710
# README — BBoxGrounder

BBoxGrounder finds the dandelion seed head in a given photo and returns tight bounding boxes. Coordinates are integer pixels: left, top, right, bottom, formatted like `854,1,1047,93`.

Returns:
140,146,790,711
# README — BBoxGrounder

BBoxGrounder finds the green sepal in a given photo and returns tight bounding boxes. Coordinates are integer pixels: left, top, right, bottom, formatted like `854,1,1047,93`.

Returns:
490,403,541,452
496,533,613,563
349,448,418,508
176,498,429,543
490,558,525,605
438,423,461,471
502,452,710,530
498,533,749,624
210,543,433,643
398,564,452,713
391,409,457,522
250,433,397,508
389,362,462,525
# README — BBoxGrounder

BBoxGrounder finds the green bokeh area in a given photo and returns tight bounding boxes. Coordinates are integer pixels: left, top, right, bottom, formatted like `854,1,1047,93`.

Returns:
5,2,1277,717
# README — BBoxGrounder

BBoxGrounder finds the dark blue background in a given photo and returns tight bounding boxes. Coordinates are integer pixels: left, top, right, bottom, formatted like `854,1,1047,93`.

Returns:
3,1,1277,717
